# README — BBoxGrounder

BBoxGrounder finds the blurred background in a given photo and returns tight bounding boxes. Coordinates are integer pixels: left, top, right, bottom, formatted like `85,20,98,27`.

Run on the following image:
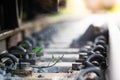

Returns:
21,0,120,20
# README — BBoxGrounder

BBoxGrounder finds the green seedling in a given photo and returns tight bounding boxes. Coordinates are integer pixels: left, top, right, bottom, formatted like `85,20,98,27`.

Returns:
57,54,64,62
52,54,55,62
32,47,42,54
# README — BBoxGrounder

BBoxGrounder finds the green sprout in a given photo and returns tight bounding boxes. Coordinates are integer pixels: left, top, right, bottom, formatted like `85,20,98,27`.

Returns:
48,54,64,66
57,54,64,62
52,54,55,62
32,47,42,54
33,54,64,68
51,54,64,63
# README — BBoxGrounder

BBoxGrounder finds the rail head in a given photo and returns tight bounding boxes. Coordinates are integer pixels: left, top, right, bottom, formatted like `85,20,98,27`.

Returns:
108,23,120,80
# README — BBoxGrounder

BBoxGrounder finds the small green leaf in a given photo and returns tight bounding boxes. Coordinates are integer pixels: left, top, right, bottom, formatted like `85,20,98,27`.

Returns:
57,56,61,62
52,54,55,62
61,54,64,57
57,54,64,62
32,47,42,54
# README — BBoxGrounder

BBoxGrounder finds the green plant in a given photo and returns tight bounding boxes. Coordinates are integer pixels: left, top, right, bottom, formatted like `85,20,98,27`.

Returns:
45,54,64,68
32,47,64,68
33,54,64,68
32,47,42,54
